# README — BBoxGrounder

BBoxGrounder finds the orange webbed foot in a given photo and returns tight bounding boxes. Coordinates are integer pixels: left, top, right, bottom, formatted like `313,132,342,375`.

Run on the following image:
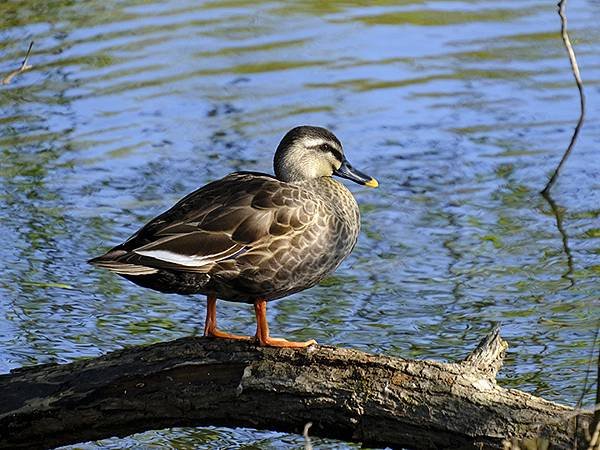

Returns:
204,328,252,341
204,294,252,341
254,298,316,348
256,336,317,348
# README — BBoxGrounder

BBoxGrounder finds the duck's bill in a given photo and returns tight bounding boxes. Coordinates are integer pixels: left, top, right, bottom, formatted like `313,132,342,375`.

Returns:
333,159,379,188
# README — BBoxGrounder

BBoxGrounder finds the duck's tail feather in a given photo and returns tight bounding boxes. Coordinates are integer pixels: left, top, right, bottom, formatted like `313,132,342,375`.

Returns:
88,249,159,275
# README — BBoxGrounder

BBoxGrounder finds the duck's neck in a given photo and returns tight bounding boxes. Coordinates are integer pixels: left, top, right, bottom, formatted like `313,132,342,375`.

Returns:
301,177,359,218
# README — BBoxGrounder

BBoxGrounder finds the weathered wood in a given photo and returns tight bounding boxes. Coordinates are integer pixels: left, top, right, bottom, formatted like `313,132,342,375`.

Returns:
0,330,590,450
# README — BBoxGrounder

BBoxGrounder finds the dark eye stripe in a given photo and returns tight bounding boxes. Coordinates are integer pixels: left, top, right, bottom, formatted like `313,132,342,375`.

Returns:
330,148,344,162
317,143,343,162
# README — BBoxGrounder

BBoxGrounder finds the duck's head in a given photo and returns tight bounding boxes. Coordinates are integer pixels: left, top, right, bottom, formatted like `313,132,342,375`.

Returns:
274,125,378,187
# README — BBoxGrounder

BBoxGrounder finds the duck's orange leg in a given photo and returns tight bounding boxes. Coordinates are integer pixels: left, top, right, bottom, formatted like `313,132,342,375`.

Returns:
254,298,317,348
203,294,251,340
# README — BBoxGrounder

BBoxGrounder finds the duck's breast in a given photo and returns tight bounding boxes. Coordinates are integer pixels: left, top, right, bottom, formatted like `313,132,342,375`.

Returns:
270,178,360,295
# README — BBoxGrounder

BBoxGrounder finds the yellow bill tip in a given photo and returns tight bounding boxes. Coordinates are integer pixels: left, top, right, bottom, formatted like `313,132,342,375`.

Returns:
364,178,379,188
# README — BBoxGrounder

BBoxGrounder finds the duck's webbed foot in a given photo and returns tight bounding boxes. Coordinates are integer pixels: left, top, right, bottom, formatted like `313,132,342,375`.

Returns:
204,294,252,341
254,298,317,348
256,335,317,348
204,327,252,341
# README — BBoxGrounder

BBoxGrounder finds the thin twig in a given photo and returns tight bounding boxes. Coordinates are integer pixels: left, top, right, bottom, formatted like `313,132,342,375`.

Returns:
541,0,585,195
576,326,600,449
578,326,600,409
303,422,313,450
1,40,34,85
594,330,600,444
588,420,600,450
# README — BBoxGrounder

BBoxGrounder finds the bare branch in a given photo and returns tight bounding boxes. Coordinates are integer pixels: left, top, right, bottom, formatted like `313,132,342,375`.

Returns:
574,324,600,449
541,0,586,195
594,329,600,445
578,327,600,409
0,334,589,450
1,41,34,85
588,420,599,450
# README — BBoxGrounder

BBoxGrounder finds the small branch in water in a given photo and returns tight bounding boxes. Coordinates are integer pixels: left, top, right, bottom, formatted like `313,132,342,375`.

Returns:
588,420,600,450
578,327,600,409
1,41,34,85
541,0,586,195
593,326,600,440
574,323,600,449
303,422,313,450
541,191,574,287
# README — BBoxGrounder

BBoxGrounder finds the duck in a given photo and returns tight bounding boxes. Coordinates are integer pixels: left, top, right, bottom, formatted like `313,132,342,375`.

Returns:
89,125,378,348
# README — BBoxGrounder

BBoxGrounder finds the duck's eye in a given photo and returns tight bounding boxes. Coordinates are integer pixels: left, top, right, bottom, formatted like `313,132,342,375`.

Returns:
318,142,343,162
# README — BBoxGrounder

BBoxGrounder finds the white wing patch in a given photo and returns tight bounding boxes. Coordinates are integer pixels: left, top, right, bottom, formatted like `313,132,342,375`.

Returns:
134,245,248,268
134,250,214,267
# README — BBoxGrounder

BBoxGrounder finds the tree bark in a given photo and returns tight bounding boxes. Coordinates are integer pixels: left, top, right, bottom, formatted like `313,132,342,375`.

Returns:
0,328,590,450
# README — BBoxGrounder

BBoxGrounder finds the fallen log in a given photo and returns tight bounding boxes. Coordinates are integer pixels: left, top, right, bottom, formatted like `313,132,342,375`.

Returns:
0,328,590,449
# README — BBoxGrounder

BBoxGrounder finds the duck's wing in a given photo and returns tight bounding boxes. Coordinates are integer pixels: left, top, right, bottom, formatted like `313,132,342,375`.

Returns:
89,172,320,275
